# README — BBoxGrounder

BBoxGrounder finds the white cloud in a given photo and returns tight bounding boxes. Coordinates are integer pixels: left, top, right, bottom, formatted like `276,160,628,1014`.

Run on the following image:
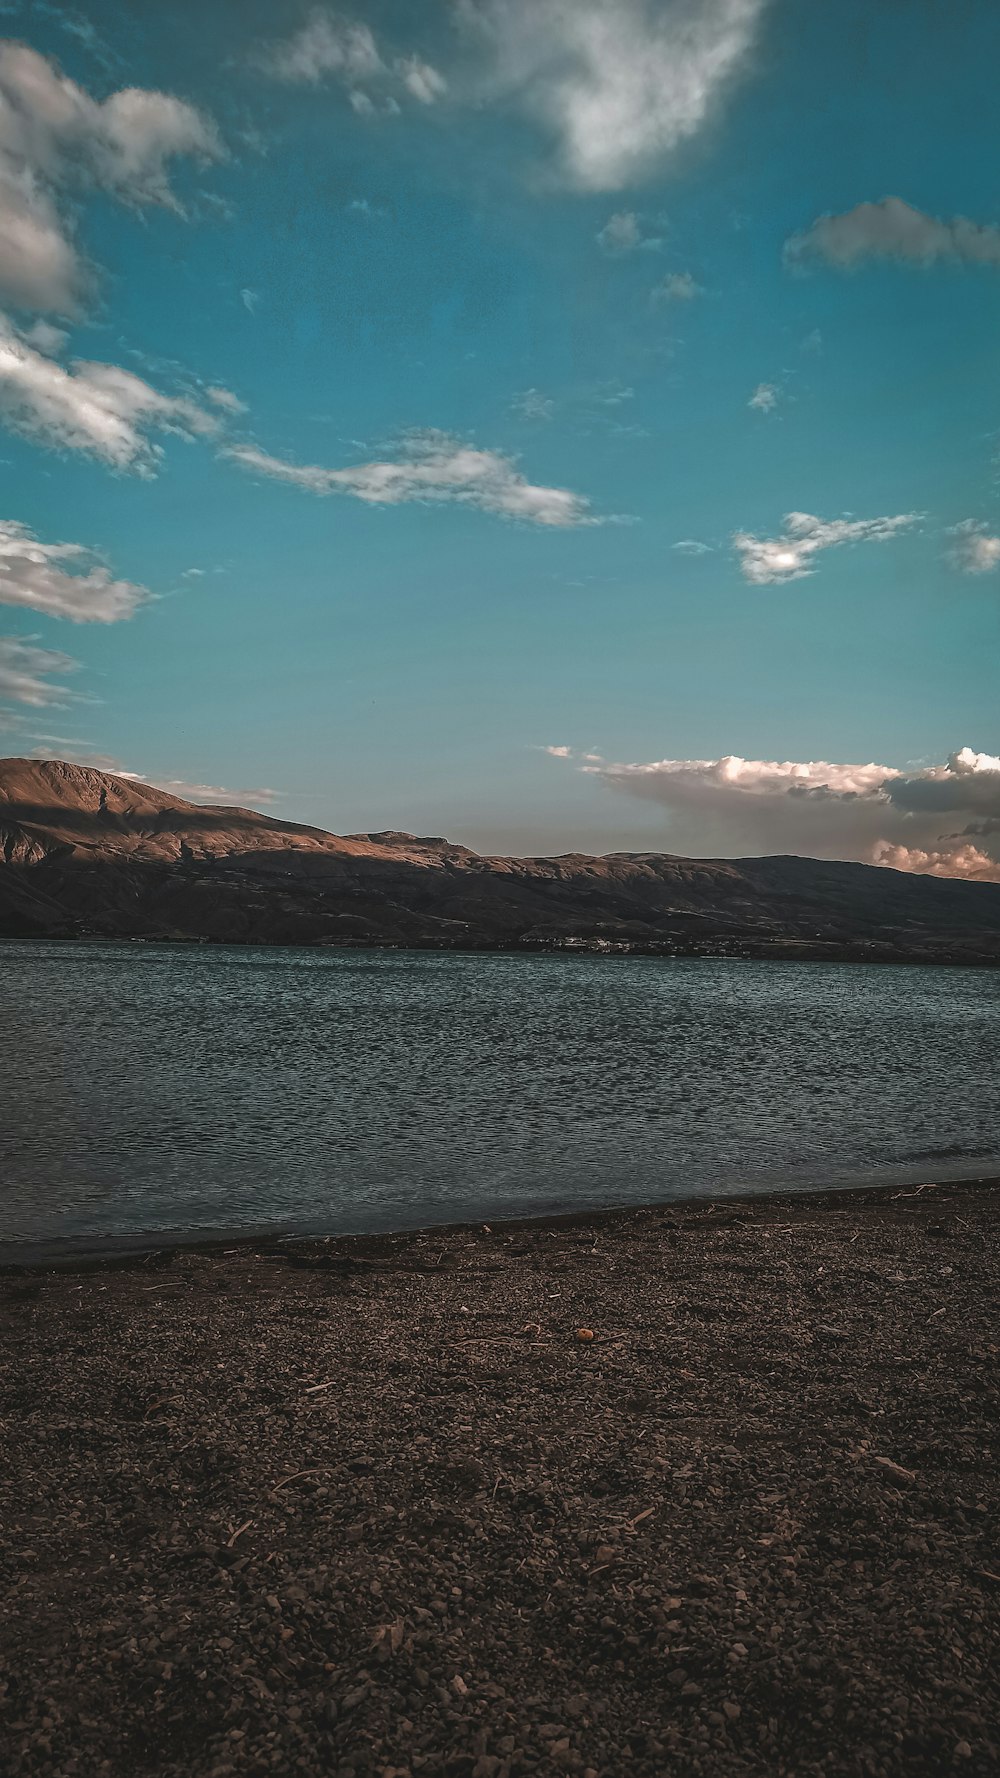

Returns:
543,743,573,757
512,387,555,420
0,518,150,621
871,841,999,883
882,746,1000,816
0,41,222,315
548,742,1000,878
22,319,68,355
226,430,597,526
254,11,384,84
733,509,919,585
652,270,701,302
0,312,219,470
949,519,1000,575
255,10,445,111
462,0,768,190
398,55,447,104
785,197,1000,273
748,381,779,412
592,379,633,406
205,385,247,415
0,634,80,705
672,538,712,554
158,779,282,807
596,209,663,254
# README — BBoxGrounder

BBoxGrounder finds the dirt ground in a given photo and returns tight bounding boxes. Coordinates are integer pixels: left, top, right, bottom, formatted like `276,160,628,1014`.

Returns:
1,1181,998,1778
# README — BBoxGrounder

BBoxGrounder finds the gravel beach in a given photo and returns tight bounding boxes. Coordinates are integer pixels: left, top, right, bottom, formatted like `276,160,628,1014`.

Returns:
1,1181,998,1778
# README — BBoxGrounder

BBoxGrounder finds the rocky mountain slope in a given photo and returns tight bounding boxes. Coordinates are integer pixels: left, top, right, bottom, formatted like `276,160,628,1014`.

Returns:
2,757,1000,963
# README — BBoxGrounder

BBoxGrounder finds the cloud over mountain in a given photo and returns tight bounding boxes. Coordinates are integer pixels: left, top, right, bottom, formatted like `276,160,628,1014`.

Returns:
546,745,1000,880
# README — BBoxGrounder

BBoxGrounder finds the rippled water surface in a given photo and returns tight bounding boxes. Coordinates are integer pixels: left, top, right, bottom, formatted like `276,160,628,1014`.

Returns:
2,941,998,1249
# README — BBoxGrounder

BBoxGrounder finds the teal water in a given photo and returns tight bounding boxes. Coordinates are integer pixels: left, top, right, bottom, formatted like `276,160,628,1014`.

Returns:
1,941,998,1251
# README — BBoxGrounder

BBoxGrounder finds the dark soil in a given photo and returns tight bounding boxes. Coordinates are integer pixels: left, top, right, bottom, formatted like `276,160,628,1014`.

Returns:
1,1181,998,1778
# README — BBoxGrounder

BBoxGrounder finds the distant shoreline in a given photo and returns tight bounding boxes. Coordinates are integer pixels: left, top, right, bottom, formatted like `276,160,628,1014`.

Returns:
4,930,1000,968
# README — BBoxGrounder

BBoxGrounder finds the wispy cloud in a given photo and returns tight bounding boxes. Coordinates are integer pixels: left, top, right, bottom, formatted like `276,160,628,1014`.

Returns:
227,430,598,527
596,210,663,255
547,743,1000,879
462,0,768,190
252,10,384,84
785,197,1000,273
205,385,247,416
512,387,555,421
949,519,1000,575
672,538,712,555
733,510,919,585
0,312,220,470
652,270,702,303
748,381,779,412
17,742,283,807
0,519,150,621
0,41,222,316
0,634,80,706
253,9,445,112
158,779,282,807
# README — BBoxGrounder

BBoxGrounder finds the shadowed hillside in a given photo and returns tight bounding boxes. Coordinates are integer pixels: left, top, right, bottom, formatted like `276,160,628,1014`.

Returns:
2,758,1000,963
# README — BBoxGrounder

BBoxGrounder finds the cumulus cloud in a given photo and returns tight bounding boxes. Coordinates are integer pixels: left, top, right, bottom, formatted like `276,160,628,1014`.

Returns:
0,519,150,621
254,9,445,111
785,197,1000,273
546,743,1000,879
0,40,222,315
596,210,663,254
871,841,999,883
462,0,767,190
0,312,219,469
748,381,779,412
733,509,919,585
0,634,80,705
949,519,1000,575
652,270,701,301
226,431,597,526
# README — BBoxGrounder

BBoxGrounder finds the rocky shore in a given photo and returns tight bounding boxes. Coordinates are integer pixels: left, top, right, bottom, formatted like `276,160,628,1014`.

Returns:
1,1182,998,1778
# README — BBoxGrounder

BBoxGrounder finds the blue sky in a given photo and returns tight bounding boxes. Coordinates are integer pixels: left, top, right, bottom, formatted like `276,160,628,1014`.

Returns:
1,0,1000,874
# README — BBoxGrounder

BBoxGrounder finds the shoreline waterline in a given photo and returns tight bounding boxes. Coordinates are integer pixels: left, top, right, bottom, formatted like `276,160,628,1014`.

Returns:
3,1171,998,1272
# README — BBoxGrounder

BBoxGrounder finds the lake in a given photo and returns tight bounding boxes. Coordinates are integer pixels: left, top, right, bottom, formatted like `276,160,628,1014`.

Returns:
2,941,998,1255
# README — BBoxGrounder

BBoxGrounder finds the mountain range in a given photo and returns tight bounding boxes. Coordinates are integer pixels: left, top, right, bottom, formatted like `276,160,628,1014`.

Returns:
2,757,1000,965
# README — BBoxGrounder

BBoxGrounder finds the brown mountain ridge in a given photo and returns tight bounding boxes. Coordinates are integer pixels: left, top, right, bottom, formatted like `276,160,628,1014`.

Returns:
2,757,1000,964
